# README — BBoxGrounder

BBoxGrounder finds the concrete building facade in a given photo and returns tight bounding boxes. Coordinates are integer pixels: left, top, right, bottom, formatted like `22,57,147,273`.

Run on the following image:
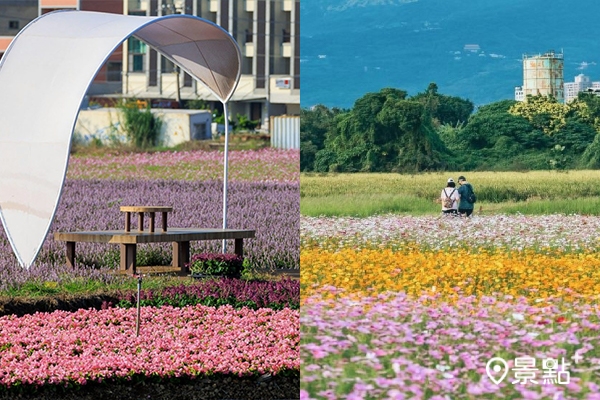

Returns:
515,51,564,103
2,0,299,131
0,0,38,58
121,0,299,131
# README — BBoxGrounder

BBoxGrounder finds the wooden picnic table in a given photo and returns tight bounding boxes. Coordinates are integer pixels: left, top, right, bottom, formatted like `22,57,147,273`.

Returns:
54,206,255,275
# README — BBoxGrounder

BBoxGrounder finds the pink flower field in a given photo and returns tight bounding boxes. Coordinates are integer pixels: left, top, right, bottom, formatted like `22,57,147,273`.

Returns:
68,148,299,182
0,304,299,387
301,290,600,400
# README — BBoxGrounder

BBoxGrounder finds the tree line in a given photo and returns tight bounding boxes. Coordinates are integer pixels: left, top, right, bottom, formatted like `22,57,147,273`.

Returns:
300,83,600,172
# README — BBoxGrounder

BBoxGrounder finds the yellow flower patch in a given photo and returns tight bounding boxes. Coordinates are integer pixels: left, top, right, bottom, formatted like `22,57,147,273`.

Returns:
301,248,600,304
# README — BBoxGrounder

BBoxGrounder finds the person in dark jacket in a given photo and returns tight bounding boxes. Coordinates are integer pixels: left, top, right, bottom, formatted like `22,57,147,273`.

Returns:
457,175,475,217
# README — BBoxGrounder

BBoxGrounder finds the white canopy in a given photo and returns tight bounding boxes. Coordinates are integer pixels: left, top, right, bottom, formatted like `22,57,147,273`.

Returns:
0,10,241,268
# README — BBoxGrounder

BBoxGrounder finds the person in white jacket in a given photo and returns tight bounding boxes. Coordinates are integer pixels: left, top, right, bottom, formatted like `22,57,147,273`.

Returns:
441,178,460,215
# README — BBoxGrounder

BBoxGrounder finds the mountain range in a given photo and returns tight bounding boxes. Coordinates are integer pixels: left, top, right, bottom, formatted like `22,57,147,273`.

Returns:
300,0,600,109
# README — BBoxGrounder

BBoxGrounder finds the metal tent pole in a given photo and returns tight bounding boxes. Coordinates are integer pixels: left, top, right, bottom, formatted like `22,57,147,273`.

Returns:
221,102,230,253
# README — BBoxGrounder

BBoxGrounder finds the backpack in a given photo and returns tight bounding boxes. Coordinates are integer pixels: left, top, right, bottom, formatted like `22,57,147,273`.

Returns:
443,189,455,208
466,184,477,204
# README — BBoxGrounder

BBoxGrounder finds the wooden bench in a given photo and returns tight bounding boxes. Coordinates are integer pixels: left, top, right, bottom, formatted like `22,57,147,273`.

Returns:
54,228,255,275
54,206,254,275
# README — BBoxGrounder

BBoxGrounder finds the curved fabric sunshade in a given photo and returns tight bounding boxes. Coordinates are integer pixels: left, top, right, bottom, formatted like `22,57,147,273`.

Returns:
0,10,241,268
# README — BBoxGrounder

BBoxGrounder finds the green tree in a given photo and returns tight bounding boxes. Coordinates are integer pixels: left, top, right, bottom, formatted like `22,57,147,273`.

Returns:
316,88,449,172
552,118,596,156
458,100,541,151
300,104,343,171
581,133,600,168
568,92,600,133
412,82,474,126
509,95,567,135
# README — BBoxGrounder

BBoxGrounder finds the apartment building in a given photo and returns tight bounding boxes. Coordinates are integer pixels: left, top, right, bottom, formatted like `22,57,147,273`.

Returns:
122,0,299,130
564,73,600,103
4,0,299,130
0,1,37,59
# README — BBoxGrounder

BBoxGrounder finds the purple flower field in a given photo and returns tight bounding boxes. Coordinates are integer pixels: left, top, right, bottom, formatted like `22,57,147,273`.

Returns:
0,179,298,291
0,148,299,291
118,277,300,310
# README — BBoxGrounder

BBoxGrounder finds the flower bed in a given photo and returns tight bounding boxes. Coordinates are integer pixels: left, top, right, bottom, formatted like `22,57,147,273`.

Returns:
0,277,300,318
0,148,300,398
301,214,600,252
301,291,600,400
116,278,299,311
0,305,299,393
301,248,600,305
301,214,600,399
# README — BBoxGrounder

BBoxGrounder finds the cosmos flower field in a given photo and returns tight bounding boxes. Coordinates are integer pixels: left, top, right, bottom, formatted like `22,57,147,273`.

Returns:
301,214,600,399
0,148,300,396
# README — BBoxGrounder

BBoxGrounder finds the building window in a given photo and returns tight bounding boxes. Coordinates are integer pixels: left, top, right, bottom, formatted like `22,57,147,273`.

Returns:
8,20,19,30
161,57,175,73
106,62,122,82
128,38,147,72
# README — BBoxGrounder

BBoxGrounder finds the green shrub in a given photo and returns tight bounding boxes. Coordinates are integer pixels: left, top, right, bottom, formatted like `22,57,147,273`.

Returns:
119,99,162,149
185,99,210,110
187,253,244,278
235,113,260,131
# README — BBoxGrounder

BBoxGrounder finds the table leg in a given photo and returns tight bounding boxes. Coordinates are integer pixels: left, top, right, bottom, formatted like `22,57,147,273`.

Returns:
149,212,155,233
66,242,76,269
138,212,144,232
162,212,168,232
172,241,190,275
125,212,131,232
234,238,244,256
120,243,137,274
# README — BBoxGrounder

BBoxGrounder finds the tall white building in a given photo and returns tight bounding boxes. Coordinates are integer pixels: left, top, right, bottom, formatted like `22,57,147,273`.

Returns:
564,74,600,102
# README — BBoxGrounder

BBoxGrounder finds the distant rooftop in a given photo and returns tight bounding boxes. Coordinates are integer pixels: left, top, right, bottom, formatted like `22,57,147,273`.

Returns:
463,44,480,52
523,50,564,59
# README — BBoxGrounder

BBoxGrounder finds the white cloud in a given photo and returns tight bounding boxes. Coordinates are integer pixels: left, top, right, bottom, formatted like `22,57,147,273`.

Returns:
577,61,597,70
327,0,419,11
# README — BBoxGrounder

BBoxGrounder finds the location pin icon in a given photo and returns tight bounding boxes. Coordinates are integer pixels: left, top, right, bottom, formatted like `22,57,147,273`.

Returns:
486,357,509,384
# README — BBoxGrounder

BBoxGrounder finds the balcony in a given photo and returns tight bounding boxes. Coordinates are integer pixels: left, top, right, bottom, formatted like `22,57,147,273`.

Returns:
40,0,77,7
245,0,255,12
282,42,292,58
269,75,299,104
245,43,255,58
